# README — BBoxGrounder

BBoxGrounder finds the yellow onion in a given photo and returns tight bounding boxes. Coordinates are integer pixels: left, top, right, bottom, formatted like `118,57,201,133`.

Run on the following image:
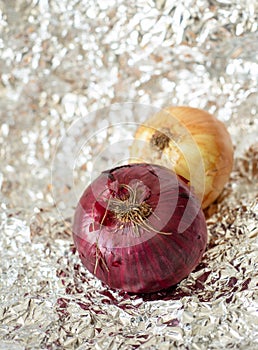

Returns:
130,106,234,209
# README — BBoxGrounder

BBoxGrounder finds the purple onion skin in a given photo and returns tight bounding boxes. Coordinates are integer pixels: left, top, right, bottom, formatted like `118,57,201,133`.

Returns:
73,163,207,294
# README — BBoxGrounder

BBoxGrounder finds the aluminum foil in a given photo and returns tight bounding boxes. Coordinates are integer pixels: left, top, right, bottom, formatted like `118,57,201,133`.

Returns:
0,0,257,349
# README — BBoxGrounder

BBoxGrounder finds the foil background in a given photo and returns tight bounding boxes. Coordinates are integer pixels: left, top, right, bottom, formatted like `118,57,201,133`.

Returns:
0,0,257,349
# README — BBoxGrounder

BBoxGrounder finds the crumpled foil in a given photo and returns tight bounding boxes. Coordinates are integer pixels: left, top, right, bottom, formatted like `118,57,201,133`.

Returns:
0,0,258,349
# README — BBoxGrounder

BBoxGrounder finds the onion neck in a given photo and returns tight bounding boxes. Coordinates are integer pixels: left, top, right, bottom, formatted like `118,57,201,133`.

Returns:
150,129,170,152
108,182,152,224
103,178,171,236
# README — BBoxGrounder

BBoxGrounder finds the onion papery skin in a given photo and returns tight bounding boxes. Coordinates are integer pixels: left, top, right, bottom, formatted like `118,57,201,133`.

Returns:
130,106,234,209
73,163,207,294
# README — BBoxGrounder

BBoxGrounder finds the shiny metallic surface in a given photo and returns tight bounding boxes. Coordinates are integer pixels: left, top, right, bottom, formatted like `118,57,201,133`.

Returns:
0,0,257,349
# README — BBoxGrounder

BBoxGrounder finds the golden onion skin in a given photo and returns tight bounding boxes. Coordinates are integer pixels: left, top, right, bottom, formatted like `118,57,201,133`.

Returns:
130,106,234,209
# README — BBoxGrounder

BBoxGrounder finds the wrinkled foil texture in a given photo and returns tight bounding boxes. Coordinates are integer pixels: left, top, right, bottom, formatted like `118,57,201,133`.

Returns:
0,0,258,349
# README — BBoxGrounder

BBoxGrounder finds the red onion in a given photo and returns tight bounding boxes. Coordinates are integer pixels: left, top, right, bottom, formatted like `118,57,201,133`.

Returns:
73,163,207,293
